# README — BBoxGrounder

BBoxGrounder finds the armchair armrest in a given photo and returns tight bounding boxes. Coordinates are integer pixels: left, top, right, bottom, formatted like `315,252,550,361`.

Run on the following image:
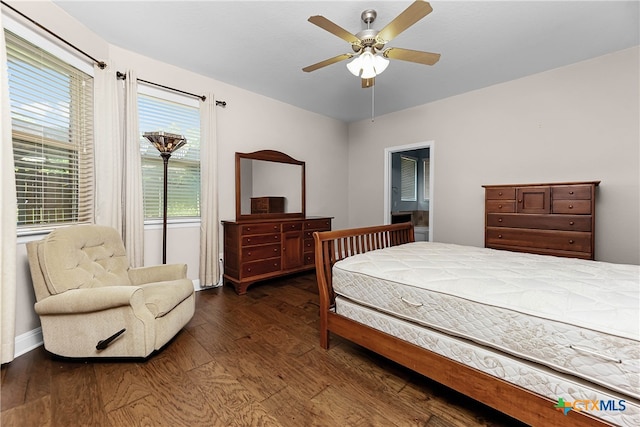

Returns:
34,286,144,315
128,264,187,285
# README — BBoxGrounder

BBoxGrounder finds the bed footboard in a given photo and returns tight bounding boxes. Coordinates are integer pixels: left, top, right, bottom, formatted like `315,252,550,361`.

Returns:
313,222,414,348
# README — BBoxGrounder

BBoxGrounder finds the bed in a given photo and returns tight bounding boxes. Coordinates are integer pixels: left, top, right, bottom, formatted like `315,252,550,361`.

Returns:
313,222,639,427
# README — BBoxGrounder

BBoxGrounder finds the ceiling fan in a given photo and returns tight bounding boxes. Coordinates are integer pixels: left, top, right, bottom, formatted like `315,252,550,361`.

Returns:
302,0,440,88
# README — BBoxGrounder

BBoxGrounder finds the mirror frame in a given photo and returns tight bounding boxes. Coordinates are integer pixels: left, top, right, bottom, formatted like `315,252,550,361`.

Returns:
235,150,306,221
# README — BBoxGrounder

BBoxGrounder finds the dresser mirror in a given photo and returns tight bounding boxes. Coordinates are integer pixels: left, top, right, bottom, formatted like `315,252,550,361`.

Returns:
235,150,306,220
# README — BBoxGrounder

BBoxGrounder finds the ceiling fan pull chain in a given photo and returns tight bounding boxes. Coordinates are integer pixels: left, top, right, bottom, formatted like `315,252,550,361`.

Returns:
371,84,375,122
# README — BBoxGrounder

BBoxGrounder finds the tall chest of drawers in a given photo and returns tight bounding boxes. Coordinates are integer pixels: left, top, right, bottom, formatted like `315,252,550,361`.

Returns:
483,181,599,259
222,217,332,294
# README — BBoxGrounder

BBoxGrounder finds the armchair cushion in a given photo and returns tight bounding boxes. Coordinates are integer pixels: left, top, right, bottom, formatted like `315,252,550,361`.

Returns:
38,225,131,294
140,279,194,317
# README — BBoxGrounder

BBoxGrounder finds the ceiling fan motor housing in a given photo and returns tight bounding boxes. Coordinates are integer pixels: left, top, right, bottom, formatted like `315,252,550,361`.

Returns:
353,10,385,53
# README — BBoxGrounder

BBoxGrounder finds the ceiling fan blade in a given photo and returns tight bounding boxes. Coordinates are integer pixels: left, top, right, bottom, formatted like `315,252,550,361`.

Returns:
308,15,361,45
302,53,354,72
383,47,440,65
376,0,433,44
362,78,375,88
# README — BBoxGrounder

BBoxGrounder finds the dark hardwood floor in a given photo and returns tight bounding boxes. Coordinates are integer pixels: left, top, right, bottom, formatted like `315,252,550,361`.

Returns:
1,273,526,426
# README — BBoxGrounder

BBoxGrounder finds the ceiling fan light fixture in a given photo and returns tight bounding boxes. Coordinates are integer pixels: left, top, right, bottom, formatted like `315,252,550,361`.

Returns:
346,48,389,79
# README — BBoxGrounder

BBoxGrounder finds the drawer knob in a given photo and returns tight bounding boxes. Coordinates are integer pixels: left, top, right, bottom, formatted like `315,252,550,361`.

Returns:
247,227,251,231
498,234,503,239
498,191,503,196
569,221,575,225
569,191,574,195
498,218,503,223
274,248,278,252
498,204,503,209
569,205,574,209
247,267,251,272
569,240,575,244
247,252,251,256
247,238,251,242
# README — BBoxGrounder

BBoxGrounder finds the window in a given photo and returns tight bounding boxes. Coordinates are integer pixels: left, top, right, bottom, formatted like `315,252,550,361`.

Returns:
5,29,94,230
138,89,200,220
400,155,417,202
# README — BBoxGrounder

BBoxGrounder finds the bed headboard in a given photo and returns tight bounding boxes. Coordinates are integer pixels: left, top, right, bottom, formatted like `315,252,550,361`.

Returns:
313,222,415,309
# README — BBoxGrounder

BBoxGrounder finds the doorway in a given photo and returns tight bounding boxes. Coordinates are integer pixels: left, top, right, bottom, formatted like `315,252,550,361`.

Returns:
384,141,434,242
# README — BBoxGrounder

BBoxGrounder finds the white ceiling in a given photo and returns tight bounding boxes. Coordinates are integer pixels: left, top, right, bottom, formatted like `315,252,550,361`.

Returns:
54,1,639,123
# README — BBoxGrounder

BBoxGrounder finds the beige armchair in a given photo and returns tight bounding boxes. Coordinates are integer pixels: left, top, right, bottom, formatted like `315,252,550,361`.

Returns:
26,225,195,358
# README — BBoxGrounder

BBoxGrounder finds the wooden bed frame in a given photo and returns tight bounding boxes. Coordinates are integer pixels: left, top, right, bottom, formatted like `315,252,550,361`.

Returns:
313,222,608,427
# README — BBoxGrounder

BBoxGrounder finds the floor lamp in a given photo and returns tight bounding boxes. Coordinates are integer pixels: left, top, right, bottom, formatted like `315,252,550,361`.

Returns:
143,131,187,264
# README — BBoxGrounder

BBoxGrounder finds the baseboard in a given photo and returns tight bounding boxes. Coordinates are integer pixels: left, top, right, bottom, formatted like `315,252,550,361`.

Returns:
14,327,43,358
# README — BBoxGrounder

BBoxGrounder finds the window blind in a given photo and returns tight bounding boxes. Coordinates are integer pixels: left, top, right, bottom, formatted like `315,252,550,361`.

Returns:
400,156,417,202
138,92,200,220
5,30,94,229
423,158,430,201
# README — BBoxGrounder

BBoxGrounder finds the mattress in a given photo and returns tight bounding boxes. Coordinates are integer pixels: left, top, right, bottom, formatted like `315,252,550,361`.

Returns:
332,242,640,400
335,296,639,427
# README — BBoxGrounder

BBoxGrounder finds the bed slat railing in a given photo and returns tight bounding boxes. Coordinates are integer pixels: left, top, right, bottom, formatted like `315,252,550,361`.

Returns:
313,222,415,348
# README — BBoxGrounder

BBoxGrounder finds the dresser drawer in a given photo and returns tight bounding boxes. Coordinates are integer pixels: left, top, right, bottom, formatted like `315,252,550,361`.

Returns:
303,238,315,252
485,188,516,200
304,252,315,265
282,221,303,232
486,228,592,253
487,214,592,232
241,223,281,235
241,244,281,260
552,200,591,214
486,200,516,213
242,258,281,277
552,185,592,200
242,233,280,246
304,218,332,231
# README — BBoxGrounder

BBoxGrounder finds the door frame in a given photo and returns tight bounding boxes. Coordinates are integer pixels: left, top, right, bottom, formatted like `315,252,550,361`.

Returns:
383,140,434,242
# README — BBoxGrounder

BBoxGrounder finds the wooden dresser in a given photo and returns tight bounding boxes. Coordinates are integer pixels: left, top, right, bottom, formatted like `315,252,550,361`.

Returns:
222,217,332,294
483,181,599,259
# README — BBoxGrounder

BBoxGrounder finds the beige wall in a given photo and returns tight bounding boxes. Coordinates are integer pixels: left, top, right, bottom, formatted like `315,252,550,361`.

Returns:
347,46,640,265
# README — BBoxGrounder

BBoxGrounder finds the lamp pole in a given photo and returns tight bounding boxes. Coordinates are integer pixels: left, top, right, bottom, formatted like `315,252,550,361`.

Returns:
160,151,171,264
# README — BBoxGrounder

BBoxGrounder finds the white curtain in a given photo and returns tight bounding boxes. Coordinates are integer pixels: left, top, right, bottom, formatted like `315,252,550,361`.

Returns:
1,13,18,364
120,70,144,267
199,93,220,287
93,61,122,234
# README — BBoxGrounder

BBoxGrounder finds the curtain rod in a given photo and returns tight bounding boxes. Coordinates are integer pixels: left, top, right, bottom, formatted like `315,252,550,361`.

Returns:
116,71,226,107
0,0,106,69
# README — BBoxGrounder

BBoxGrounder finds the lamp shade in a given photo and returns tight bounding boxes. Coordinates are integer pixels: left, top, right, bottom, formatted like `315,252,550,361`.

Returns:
143,131,186,154
346,56,362,77
373,54,389,74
